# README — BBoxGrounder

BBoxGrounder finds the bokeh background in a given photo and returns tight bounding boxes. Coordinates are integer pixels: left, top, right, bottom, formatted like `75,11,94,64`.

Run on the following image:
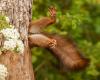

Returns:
31,0,100,80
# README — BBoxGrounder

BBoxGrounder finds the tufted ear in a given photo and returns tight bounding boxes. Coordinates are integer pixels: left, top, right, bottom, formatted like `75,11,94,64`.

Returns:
48,6,56,17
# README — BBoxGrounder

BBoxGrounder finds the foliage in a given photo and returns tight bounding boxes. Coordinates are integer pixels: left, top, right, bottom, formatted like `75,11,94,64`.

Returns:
0,15,11,30
32,0,100,80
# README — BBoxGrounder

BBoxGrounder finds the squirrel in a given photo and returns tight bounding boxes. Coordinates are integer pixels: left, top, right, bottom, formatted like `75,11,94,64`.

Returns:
28,6,57,48
28,6,90,70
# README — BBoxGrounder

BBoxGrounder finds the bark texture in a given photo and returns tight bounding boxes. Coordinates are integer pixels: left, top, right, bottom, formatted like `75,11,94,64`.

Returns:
0,0,35,80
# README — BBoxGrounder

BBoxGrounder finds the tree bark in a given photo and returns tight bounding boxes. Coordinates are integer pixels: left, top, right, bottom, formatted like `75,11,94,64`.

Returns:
0,0,35,80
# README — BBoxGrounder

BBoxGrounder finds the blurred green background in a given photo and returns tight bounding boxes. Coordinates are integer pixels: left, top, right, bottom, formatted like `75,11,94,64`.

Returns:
31,0,100,80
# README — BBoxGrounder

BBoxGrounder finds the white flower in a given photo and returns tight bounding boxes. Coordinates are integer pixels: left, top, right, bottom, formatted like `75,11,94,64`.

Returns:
3,39,16,50
0,64,8,80
0,28,20,39
16,40,24,53
3,39,24,54
5,17,10,23
0,27,24,54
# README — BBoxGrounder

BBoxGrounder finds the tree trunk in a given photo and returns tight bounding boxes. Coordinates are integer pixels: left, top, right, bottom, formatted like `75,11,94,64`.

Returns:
0,0,35,80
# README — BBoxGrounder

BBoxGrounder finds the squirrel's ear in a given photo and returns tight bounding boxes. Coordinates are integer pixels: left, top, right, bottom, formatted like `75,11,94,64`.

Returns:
47,34,90,71
48,6,56,17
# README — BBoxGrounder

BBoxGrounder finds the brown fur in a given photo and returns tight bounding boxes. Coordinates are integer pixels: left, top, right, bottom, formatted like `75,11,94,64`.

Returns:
28,6,89,70
47,34,90,70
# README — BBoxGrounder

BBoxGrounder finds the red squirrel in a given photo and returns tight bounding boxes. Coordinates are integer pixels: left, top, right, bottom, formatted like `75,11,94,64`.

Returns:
28,7,89,70
28,7,57,48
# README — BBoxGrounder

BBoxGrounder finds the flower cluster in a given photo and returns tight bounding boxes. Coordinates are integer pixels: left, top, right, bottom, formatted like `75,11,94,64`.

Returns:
1,28,20,39
0,16,24,54
0,64,8,80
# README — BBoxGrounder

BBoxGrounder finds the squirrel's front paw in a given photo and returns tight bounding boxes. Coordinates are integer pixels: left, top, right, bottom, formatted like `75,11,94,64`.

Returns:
48,39,57,48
